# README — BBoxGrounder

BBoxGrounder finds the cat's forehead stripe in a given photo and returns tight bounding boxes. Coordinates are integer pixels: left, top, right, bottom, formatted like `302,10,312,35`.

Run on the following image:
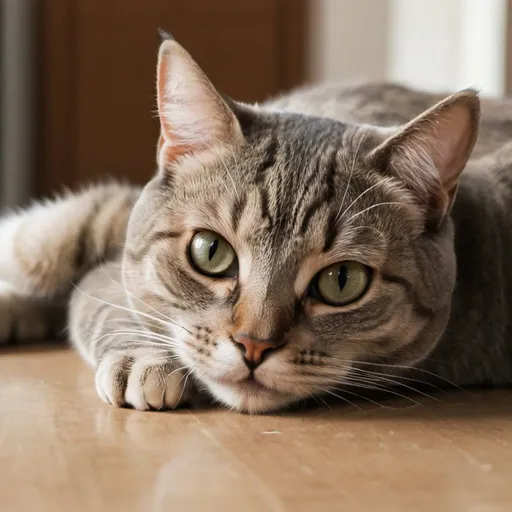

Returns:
230,191,248,233
254,136,279,181
298,149,338,235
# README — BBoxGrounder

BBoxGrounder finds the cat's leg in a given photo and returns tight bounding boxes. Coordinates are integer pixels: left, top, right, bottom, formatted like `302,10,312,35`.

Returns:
0,281,65,342
0,183,138,343
69,261,191,410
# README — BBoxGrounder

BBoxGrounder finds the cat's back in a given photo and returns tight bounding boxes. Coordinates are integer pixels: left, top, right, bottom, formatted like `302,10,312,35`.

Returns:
265,81,441,126
265,81,512,159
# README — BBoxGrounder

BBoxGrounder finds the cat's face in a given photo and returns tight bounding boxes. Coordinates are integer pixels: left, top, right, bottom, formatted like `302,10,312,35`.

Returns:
122,40,479,412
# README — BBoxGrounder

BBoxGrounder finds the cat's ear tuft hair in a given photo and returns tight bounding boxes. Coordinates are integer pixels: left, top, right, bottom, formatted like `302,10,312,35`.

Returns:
157,28,175,41
156,39,243,170
369,89,480,223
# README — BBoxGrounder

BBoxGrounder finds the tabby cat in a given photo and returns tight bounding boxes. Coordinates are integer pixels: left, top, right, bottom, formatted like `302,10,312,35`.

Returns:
2,37,512,413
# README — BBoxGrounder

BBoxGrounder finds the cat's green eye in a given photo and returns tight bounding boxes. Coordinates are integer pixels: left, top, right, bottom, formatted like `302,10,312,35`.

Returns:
189,231,237,277
313,262,370,306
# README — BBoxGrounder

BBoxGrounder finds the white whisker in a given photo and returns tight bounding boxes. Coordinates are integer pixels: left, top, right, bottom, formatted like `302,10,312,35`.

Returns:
169,364,193,377
344,371,442,403
97,266,192,335
329,356,464,391
214,146,240,201
312,385,363,411
347,365,450,396
349,225,386,241
336,133,367,220
328,377,423,407
103,331,179,348
324,383,390,409
176,368,194,406
343,202,402,225
72,284,183,333
107,328,182,345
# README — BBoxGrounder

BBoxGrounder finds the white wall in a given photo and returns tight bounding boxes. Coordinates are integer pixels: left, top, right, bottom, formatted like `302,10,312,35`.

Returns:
310,0,508,97
309,0,390,83
388,0,507,97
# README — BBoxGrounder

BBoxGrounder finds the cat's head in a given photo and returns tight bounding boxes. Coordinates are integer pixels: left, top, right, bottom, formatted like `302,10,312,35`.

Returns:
122,38,480,413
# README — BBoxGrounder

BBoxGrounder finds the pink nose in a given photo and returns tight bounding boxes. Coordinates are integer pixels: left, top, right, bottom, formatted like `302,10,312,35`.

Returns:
233,334,276,367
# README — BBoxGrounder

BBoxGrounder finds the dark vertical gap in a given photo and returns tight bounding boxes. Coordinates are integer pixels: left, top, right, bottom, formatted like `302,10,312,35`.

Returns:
506,0,512,95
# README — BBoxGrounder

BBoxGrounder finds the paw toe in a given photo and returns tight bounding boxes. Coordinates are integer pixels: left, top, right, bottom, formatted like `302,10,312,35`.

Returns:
96,352,133,407
95,349,187,411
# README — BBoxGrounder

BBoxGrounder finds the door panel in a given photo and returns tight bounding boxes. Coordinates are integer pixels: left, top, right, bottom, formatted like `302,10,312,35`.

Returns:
37,0,308,194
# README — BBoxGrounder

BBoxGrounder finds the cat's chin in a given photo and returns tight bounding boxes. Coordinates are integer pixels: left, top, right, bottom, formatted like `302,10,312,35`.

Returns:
203,377,299,414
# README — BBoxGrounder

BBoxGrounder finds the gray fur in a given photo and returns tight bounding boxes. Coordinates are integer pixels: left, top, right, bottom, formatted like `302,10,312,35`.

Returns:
3,42,512,413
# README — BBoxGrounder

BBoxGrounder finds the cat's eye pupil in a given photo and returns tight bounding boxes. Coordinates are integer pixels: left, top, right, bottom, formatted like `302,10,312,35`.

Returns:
337,266,348,290
208,239,219,261
313,261,370,306
189,230,238,277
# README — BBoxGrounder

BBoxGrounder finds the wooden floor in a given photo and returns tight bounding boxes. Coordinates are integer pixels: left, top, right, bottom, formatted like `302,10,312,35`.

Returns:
1,345,511,512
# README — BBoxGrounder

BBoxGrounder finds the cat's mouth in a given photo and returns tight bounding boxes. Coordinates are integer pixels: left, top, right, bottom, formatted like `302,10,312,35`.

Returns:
203,372,297,413
209,372,275,395
236,374,268,392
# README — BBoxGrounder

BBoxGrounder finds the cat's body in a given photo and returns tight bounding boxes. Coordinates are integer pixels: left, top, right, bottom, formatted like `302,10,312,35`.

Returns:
2,40,512,412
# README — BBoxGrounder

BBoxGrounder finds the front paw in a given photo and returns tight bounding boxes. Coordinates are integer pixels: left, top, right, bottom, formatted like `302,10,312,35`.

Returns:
95,347,191,411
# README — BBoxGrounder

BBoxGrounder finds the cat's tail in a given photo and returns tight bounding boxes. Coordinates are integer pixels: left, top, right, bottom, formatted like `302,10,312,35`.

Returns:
0,183,140,298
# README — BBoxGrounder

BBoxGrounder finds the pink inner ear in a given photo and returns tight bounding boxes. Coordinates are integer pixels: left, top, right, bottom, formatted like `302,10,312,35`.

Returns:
377,91,479,220
429,103,474,191
157,54,192,159
156,41,243,167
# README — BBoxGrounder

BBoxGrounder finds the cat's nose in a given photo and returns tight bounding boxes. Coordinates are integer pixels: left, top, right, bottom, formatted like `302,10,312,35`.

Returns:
232,333,278,368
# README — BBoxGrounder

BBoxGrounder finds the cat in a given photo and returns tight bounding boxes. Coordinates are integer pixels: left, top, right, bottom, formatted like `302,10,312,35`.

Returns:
2,35,512,414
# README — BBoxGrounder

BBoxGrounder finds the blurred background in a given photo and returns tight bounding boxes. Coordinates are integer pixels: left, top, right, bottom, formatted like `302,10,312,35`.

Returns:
1,0,510,208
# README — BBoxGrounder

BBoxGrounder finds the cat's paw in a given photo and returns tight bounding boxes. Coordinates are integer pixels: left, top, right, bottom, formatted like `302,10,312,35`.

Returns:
95,347,190,411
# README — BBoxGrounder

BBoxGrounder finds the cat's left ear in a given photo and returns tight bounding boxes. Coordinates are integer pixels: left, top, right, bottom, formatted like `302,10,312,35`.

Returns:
156,39,243,170
369,90,480,223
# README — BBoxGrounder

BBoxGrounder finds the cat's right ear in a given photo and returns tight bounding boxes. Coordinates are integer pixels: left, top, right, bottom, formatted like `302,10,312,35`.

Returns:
368,90,480,225
156,40,243,171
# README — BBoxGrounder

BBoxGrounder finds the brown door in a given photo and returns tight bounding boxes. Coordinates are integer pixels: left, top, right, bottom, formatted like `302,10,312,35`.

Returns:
37,0,308,195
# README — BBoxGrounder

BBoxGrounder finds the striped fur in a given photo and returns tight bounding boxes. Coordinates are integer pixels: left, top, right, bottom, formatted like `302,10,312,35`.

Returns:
0,183,139,343
3,40,512,413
